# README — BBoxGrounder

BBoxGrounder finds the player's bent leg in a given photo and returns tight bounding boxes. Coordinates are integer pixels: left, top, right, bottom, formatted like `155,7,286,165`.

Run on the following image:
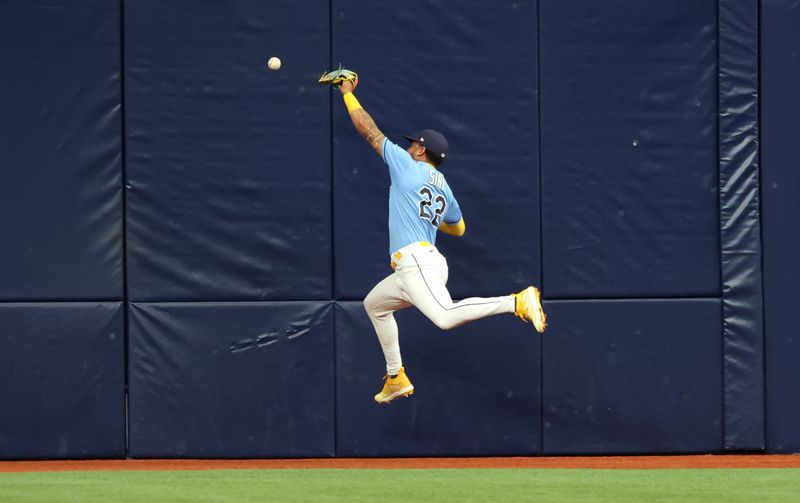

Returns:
423,293,516,330
364,274,412,376
397,252,515,330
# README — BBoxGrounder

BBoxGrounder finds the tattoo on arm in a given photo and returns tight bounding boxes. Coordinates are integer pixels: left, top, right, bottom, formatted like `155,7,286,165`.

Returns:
351,108,386,157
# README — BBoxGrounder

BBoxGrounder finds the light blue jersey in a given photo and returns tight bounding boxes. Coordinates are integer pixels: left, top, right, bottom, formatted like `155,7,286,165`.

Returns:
382,138,462,255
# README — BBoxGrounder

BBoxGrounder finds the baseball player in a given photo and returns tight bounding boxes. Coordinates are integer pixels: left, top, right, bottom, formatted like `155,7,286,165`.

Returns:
336,76,547,404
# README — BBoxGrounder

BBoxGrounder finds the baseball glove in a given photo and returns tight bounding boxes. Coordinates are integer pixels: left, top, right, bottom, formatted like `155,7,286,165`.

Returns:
318,64,358,87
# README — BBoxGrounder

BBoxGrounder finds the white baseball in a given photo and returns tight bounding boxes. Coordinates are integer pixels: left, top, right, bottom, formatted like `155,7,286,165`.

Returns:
267,57,281,71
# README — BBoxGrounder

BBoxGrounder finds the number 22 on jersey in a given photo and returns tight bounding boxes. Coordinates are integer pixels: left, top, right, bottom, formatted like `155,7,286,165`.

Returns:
418,170,447,227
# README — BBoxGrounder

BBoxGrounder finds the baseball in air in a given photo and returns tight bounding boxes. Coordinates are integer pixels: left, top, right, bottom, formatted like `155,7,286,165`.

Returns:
267,57,281,71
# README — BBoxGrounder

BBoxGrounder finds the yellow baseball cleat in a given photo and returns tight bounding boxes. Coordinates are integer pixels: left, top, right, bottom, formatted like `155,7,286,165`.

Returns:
514,286,547,333
374,367,414,404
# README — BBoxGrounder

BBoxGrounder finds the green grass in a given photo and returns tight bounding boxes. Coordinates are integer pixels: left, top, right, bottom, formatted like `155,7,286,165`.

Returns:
1,468,799,503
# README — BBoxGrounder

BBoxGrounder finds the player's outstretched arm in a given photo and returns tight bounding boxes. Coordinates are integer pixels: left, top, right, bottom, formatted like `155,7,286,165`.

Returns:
338,79,386,157
439,218,466,237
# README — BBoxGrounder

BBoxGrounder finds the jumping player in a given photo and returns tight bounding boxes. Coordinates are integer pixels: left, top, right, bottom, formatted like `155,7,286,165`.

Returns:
337,78,547,404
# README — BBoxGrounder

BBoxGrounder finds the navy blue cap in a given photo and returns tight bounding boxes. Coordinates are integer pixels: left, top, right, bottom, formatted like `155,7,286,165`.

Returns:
404,129,448,162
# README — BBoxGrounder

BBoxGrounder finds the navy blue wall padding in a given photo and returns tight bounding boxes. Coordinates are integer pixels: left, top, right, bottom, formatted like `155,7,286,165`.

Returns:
332,0,541,300
718,0,765,451
762,0,800,454
0,1,123,301
542,300,723,454
539,0,719,298
125,0,331,302
0,303,124,459
336,301,541,456
128,302,334,458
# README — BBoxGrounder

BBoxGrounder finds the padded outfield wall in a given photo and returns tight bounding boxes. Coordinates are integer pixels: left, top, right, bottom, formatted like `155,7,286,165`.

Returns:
0,0,796,458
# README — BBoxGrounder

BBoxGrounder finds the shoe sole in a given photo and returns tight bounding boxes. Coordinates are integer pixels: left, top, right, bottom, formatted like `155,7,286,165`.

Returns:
375,386,414,404
529,287,547,334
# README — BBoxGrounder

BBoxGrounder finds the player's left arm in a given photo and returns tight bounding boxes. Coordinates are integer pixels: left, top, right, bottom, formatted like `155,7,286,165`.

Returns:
438,186,465,236
439,218,466,237
338,79,386,157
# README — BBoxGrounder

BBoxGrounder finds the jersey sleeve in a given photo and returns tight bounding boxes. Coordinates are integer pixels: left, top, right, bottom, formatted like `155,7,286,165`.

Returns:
443,185,463,224
382,138,412,182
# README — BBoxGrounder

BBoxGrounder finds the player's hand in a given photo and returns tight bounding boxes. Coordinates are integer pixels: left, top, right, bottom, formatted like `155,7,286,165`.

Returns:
338,77,358,94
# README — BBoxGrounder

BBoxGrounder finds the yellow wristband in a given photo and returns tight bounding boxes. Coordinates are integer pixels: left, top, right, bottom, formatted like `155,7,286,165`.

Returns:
343,92,363,113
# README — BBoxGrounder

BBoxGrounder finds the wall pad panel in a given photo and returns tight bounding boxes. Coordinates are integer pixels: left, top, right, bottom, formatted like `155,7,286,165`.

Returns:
540,0,719,298
0,1,122,300
762,0,800,454
125,0,331,301
718,0,764,451
542,299,722,454
0,303,125,459
128,301,334,458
